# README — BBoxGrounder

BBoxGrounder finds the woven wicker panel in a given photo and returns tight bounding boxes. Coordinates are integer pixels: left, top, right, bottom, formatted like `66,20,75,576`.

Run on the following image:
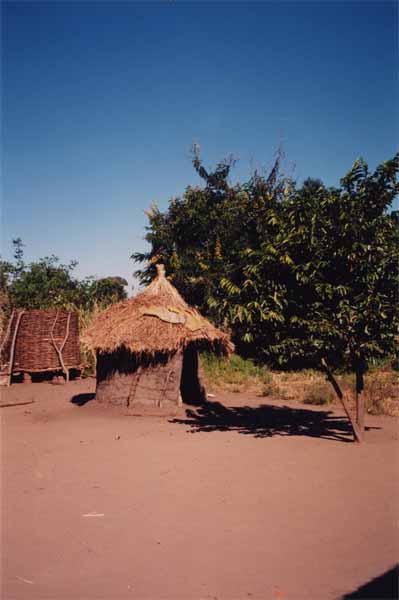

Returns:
1,310,81,373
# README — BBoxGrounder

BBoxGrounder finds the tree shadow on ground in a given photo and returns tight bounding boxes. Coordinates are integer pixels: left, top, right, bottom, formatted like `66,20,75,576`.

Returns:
172,400,356,443
70,393,96,406
342,565,398,599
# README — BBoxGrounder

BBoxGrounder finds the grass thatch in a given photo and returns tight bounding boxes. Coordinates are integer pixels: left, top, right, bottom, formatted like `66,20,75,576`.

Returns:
82,265,234,357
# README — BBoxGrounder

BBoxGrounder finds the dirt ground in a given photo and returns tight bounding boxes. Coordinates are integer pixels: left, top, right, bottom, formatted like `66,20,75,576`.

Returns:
1,379,398,600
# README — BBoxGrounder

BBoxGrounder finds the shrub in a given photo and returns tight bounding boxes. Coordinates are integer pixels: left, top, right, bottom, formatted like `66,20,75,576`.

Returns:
201,352,270,390
303,382,335,405
260,382,287,399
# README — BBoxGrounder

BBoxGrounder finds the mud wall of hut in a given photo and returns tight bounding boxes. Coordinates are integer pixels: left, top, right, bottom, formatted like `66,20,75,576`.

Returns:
96,348,183,410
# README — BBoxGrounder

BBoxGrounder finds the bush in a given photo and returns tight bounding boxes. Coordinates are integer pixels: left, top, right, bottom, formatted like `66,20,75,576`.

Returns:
303,382,335,405
201,352,271,391
260,382,287,399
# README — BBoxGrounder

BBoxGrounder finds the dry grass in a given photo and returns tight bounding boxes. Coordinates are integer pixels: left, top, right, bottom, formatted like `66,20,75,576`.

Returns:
77,303,104,376
363,370,398,416
202,354,398,416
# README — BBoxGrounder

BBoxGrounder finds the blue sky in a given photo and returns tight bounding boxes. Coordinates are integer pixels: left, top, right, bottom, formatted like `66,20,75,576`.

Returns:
2,0,397,291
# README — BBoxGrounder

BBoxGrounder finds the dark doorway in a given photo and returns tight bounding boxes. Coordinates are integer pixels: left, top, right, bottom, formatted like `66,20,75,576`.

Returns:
180,347,206,406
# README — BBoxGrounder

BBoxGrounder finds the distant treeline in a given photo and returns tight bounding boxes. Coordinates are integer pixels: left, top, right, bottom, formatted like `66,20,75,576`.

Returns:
133,147,399,374
0,240,127,313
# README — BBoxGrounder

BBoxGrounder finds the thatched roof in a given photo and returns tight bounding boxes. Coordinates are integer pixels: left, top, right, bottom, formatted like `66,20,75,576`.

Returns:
83,265,233,356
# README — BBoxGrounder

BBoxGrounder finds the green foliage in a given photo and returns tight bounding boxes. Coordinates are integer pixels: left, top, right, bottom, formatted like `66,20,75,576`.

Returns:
201,352,271,390
87,277,128,308
8,255,83,309
133,147,294,331
0,241,128,311
133,151,399,378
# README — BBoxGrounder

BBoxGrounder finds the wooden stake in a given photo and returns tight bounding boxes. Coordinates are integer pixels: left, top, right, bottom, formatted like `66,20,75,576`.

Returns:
0,310,16,361
356,391,365,441
50,311,71,382
7,311,25,387
127,366,142,408
355,369,365,442
160,370,173,408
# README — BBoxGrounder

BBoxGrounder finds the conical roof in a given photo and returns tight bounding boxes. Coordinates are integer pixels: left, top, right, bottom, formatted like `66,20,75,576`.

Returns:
83,265,233,356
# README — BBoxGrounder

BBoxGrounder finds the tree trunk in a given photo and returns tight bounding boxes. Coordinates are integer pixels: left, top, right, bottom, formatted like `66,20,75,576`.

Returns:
321,359,362,443
355,368,365,442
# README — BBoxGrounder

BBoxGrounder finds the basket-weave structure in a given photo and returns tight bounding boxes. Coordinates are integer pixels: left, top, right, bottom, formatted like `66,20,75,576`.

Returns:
0,309,81,374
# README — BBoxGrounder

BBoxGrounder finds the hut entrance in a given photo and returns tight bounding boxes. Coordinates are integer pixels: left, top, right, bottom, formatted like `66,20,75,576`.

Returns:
180,346,206,406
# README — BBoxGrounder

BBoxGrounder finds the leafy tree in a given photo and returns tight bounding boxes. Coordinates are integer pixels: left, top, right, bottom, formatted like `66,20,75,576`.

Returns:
281,155,399,378
0,238,25,299
267,156,398,440
133,152,399,441
88,277,128,306
0,244,128,311
7,255,84,309
0,259,14,299
133,147,293,323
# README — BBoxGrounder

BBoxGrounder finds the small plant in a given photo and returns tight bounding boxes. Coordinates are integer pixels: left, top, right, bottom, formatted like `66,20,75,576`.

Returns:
303,382,335,406
260,382,287,399
260,383,274,397
230,385,243,393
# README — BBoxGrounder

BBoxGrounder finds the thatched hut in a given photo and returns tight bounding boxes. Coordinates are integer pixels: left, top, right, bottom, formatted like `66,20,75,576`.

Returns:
83,265,233,414
0,309,81,385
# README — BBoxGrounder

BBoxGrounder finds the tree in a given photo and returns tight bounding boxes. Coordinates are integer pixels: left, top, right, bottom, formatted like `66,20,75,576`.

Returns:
132,147,293,328
133,151,399,442
0,243,128,311
210,155,398,441
284,155,399,440
88,277,128,306
7,255,83,309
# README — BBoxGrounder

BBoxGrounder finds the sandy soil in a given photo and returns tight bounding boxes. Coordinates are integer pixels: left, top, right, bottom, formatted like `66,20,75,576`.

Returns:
1,379,398,600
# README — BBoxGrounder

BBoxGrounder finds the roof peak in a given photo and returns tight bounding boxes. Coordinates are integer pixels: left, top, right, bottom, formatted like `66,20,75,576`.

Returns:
156,264,166,278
